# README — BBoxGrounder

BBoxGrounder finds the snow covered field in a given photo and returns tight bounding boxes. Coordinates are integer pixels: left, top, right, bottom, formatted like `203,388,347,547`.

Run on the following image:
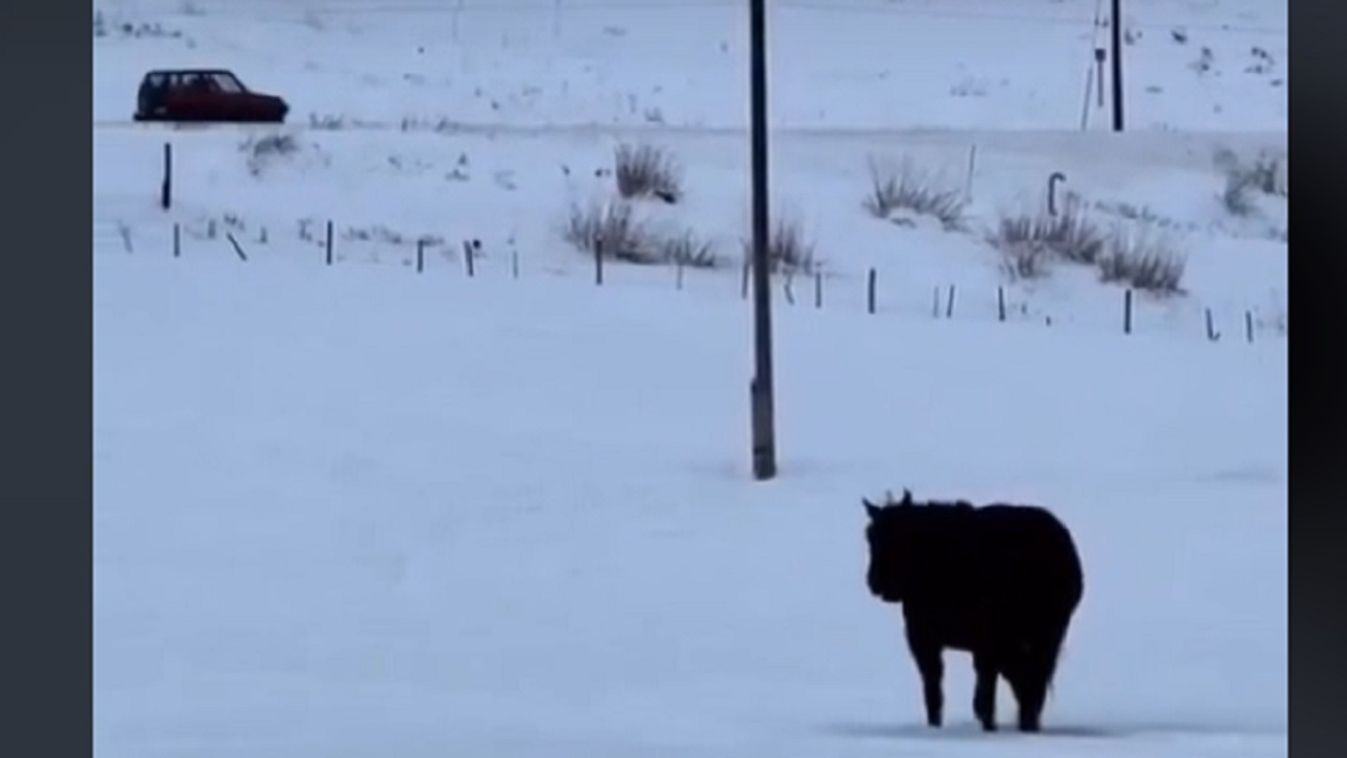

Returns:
94,123,1288,341
94,0,1286,131
95,254,1286,757
93,1,1287,756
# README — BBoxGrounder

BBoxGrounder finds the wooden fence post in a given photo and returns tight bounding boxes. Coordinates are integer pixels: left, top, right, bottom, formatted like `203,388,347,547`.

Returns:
225,232,248,261
593,238,603,285
161,143,172,210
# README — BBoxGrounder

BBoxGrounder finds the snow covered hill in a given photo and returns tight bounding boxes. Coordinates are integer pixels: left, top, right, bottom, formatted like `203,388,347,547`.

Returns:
94,0,1286,131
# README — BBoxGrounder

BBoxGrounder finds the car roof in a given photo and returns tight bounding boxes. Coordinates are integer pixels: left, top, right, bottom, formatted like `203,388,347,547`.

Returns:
144,69,240,76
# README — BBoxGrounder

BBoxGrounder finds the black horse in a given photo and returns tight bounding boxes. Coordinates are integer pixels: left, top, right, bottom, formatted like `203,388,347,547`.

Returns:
862,490,1084,733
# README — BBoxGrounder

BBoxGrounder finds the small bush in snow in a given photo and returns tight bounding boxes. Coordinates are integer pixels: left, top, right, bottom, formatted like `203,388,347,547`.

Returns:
342,225,407,246
1221,172,1259,217
999,242,1052,281
308,112,347,130
1216,147,1287,216
241,133,299,175
247,133,298,156
1092,199,1195,232
564,200,662,264
989,199,1107,266
660,230,720,269
614,143,682,203
109,19,184,39
863,157,967,230
743,217,816,274
949,77,989,98
1097,228,1187,294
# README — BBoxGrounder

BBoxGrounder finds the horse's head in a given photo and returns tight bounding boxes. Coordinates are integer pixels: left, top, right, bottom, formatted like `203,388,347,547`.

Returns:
862,489,918,603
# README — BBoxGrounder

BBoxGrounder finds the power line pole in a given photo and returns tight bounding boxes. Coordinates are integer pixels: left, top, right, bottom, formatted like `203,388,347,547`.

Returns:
1110,0,1124,131
748,0,777,480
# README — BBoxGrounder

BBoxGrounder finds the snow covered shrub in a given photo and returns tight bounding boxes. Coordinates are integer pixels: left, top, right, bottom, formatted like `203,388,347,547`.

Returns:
1097,227,1187,295
1216,147,1286,216
989,199,1107,266
241,133,299,176
614,143,682,203
863,156,967,230
659,229,719,269
564,200,662,264
113,20,184,39
245,133,298,157
999,241,1052,281
742,217,816,274
1221,173,1259,217
1092,199,1194,232
308,113,347,130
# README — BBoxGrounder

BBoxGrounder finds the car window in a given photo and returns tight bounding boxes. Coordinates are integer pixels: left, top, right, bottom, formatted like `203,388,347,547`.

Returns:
145,73,167,89
178,73,215,92
211,73,246,94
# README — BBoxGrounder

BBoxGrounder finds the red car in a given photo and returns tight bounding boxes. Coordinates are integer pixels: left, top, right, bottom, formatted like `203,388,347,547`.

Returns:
134,69,289,123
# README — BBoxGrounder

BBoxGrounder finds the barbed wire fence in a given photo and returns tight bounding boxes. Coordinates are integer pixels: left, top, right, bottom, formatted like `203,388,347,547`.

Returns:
93,211,1288,347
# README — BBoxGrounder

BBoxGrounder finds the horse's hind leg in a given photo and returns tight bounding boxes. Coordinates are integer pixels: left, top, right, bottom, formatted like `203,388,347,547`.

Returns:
1004,632,1065,732
1011,659,1049,732
999,652,1037,732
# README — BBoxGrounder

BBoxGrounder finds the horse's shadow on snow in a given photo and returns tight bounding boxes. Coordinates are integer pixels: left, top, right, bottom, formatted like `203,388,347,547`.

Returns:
816,720,1285,741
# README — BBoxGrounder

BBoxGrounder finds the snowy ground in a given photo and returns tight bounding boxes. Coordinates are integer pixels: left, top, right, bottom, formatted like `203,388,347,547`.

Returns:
95,254,1286,757
93,0,1289,338
94,0,1286,131
93,124,1289,342
93,1,1287,756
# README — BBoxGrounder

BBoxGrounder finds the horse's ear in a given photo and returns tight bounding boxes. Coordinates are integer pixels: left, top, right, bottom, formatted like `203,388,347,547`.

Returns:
901,488,913,506
862,498,881,519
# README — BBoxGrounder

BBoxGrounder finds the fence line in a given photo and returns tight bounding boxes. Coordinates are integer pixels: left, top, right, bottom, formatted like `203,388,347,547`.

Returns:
92,216,1286,347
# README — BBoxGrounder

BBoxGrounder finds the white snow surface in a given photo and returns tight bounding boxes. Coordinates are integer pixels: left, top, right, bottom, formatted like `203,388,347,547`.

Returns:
95,255,1286,757
94,1,1287,756
94,0,1286,131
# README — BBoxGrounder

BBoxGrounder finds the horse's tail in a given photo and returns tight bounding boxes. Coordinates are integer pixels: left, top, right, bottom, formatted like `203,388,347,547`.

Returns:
1040,613,1076,698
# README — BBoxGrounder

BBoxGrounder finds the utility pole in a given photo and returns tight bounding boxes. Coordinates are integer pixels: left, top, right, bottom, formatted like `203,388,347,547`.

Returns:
748,0,777,480
1110,0,1124,131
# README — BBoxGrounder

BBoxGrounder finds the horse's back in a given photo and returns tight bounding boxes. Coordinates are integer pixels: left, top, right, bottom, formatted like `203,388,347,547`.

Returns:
974,504,1084,619
906,503,1083,642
